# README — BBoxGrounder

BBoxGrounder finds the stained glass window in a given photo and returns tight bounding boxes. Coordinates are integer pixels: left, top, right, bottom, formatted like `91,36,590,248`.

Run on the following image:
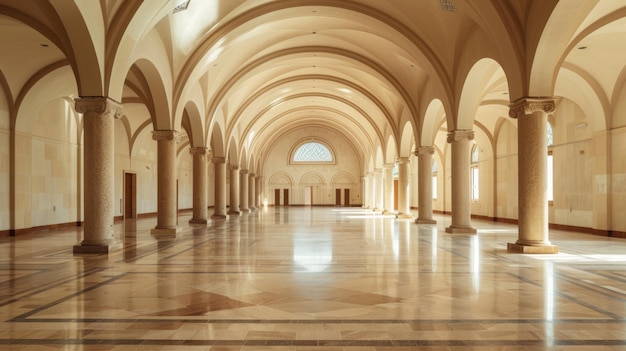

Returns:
293,142,333,162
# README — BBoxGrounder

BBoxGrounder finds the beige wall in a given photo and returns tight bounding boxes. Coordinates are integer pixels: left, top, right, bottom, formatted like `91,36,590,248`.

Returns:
263,126,361,206
495,120,518,220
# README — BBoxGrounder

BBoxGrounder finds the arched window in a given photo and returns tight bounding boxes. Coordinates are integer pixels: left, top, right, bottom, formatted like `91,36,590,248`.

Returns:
292,142,334,163
471,144,479,200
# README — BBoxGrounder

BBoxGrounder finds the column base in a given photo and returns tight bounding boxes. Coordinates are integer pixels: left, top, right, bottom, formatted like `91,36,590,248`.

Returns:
249,206,256,211
73,241,122,254
416,218,437,224
151,227,183,236
189,218,208,224
382,210,396,215
240,209,251,213
228,211,241,215
211,214,227,220
507,242,559,254
445,226,477,234
397,213,414,219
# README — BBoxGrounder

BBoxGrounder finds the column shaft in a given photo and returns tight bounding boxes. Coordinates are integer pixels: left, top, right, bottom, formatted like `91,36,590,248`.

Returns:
229,165,240,215
508,98,558,253
240,169,249,212
212,157,227,219
383,164,395,214
397,158,412,218
74,97,121,253
190,147,208,224
374,169,383,211
416,146,437,224
446,130,477,234
151,130,181,235
255,176,262,207
249,173,256,210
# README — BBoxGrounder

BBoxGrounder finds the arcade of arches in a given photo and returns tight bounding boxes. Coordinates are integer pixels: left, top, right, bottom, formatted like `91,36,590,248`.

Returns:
2,0,626,348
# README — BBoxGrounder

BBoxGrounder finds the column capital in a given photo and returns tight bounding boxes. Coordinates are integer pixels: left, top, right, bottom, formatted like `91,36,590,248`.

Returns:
397,157,410,164
229,164,239,171
152,130,179,141
240,169,249,174
212,157,226,164
415,146,435,156
384,163,395,169
249,172,256,177
509,97,555,119
189,147,208,156
75,96,122,118
447,129,474,143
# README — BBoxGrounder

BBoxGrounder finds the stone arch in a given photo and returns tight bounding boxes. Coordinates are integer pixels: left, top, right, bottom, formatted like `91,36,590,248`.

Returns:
210,122,226,158
456,58,504,131
127,58,171,130
398,121,415,158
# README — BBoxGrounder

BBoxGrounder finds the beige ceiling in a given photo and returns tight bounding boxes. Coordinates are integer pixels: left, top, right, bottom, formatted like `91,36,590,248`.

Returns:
1,0,625,171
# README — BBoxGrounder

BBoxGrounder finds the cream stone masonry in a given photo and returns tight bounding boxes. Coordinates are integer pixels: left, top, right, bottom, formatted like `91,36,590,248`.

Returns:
240,169,249,212
446,130,477,234
248,172,256,211
189,147,208,224
255,175,262,207
416,146,437,224
397,157,412,219
212,157,227,219
73,97,121,254
508,98,558,254
151,130,182,235
228,165,240,215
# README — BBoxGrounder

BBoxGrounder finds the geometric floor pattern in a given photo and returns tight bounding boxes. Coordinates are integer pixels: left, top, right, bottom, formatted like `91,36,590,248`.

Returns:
1,207,626,350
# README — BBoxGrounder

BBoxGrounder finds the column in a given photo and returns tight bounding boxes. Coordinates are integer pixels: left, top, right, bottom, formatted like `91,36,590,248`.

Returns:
415,146,437,224
374,168,383,211
255,175,262,207
397,157,412,219
248,172,256,211
151,130,181,235
368,172,375,209
362,175,369,209
508,97,558,253
445,130,477,234
240,169,249,212
212,157,227,219
228,165,240,215
189,147,208,224
73,97,121,253
382,164,395,215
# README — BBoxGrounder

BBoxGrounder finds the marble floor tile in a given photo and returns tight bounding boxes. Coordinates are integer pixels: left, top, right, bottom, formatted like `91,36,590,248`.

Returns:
2,207,626,350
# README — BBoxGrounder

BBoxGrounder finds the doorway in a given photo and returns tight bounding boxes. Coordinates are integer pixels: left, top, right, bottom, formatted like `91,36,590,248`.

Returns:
274,189,280,206
344,188,350,207
124,172,137,219
304,186,312,206
283,189,289,206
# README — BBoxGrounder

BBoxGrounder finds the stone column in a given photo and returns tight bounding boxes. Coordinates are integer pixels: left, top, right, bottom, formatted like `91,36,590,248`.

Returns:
189,147,208,224
240,169,249,212
249,172,256,211
212,157,227,219
73,97,121,253
383,164,395,215
255,175,262,207
445,130,477,234
397,157,412,219
368,172,375,209
228,165,240,215
415,146,437,224
362,175,369,209
374,168,383,211
508,97,558,253
151,130,181,235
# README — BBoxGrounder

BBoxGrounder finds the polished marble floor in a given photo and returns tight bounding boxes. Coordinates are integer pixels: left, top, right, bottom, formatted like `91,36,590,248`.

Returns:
1,207,626,350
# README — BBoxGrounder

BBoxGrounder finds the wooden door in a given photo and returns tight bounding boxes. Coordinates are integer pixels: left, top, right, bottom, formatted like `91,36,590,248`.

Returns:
335,189,341,206
274,189,280,206
344,189,350,207
283,189,289,206
124,172,136,219
393,179,399,210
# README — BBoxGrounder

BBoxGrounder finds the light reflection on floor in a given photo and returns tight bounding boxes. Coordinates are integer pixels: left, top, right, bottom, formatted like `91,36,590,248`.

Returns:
1,207,626,350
